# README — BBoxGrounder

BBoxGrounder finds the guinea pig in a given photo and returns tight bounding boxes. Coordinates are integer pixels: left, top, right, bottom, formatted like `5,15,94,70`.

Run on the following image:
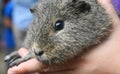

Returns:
5,0,112,67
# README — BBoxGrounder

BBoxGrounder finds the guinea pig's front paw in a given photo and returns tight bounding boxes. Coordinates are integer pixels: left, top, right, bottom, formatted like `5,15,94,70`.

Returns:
8,52,34,67
9,58,23,67
4,51,22,67
4,51,20,62
4,51,21,67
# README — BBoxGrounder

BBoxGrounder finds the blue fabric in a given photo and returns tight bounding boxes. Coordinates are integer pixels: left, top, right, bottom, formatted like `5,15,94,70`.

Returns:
12,0,38,30
4,0,15,49
4,28,15,49
4,0,13,19
112,0,120,15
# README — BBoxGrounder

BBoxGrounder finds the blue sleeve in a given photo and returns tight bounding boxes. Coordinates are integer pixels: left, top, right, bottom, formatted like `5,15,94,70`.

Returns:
4,1,13,19
112,0,120,15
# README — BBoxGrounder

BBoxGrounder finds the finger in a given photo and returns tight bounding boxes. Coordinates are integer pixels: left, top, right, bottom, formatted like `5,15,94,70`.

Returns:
8,58,43,74
97,0,111,5
18,48,29,57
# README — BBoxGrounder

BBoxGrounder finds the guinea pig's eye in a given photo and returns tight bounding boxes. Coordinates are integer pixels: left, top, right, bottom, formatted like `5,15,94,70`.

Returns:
55,20,64,31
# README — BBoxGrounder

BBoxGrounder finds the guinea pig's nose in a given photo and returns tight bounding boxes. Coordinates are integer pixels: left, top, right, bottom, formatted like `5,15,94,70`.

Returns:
35,50,44,56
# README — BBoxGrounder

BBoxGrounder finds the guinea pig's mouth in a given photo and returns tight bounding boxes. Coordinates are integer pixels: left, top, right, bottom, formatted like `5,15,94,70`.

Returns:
35,52,50,64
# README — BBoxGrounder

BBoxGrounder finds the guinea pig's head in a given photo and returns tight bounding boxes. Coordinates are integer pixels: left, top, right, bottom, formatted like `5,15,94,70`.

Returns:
24,0,111,65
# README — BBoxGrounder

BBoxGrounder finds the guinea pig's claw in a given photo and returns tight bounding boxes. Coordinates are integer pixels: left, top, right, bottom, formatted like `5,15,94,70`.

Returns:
4,55,11,62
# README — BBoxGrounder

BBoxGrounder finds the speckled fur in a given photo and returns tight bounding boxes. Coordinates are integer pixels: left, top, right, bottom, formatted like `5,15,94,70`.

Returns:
23,0,112,65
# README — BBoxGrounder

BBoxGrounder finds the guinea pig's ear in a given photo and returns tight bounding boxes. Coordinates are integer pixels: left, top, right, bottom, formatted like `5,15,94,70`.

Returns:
72,0,77,3
66,0,91,15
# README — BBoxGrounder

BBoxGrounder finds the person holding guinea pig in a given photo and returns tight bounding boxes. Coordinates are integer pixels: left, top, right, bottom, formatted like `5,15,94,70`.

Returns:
8,0,120,74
